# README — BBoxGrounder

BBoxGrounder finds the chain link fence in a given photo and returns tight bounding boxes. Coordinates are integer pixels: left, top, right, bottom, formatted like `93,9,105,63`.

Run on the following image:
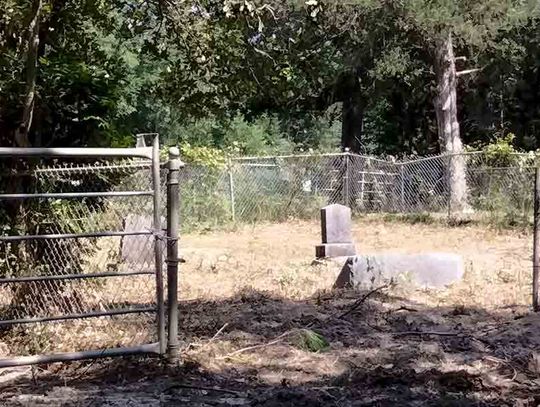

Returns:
180,152,537,228
0,154,163,359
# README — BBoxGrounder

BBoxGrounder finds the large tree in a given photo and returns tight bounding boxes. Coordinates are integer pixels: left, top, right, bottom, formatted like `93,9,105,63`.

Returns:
395,0,535,213
183,0,418,152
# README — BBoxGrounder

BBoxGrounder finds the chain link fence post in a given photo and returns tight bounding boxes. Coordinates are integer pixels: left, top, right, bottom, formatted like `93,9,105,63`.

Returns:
399,164,405,212
228,158,236,222
166,147,183,362
343,151,350,207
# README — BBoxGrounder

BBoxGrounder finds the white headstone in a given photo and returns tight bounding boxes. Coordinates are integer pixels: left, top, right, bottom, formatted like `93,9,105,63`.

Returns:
321,204,352,243
316,204,356,258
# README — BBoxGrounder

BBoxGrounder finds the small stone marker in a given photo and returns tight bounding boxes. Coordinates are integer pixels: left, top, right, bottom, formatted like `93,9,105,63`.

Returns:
334,252,464,289
315,204,356,258
121,214,158,265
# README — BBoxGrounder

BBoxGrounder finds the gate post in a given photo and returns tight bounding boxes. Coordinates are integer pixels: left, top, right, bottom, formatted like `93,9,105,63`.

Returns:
166,147,183,361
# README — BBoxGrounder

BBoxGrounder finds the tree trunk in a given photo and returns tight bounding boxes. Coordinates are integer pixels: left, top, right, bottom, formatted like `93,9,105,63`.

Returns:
3,0,42,291
341,86,363,153
14,0,42,147
433,32,469,215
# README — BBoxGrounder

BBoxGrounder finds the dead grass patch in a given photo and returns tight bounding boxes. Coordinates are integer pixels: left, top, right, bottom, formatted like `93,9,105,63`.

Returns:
180,217,533,308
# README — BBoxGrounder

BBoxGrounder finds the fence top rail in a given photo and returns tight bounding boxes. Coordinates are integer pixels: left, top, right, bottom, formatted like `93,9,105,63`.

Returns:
347,153,394,164
232,152,345,161
395,151,536,166
232,152,393,164
230,150,538,166
0,147,153,159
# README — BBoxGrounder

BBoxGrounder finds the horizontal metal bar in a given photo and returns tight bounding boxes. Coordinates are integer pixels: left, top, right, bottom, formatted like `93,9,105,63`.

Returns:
233,152,347,161
346,154,396,164
0,270,154,283
0,147,153,159
0,190,154,200
0,230,153,242
0,342,160,368
231,152,397,165
393,152,494,166
0,307,156,327
355,171,398,176
470,166,537,171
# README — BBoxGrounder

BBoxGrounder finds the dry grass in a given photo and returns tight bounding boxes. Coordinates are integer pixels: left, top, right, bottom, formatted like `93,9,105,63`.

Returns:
180,217,533,309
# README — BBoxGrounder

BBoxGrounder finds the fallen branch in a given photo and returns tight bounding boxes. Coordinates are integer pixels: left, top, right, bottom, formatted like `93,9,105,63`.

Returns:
456,67,484,77
209,323,229,343
217,330,298,360
391,306,418,313
392,331,461,337
337,284,391,319
165,383,243,396
483,356,518,382
190,323,231,352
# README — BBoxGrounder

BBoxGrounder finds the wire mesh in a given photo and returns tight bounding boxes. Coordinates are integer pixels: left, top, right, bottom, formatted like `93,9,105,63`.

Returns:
399,155,450,213
178,152,538,227
179,164,231,230
231,155,344,222
0,157,160,357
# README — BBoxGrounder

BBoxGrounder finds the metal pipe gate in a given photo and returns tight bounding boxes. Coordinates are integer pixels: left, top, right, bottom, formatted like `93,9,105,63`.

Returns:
0,137,181,367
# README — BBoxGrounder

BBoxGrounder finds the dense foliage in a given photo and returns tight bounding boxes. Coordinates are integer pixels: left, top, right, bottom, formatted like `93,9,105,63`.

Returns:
1,0,540,155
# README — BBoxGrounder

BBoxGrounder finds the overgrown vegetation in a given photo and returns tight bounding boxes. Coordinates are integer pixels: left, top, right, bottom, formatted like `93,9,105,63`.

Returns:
3,1,540,156
5,1,540,238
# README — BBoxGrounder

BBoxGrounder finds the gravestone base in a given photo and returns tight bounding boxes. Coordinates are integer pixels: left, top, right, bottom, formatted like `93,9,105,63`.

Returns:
334,252,464,289
316,243,356,258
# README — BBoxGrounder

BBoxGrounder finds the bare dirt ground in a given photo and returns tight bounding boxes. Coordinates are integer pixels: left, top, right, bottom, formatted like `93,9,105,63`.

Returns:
1,218,540,406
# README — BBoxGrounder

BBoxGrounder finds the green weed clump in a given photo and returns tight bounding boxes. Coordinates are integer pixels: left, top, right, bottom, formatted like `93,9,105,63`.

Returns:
292,329,330,353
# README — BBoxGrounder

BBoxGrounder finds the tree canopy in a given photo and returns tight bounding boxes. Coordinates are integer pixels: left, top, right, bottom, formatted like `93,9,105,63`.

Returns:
1,0,540,156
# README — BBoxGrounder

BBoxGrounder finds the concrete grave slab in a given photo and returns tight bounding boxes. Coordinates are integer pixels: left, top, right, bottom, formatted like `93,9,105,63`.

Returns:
334,252,464,289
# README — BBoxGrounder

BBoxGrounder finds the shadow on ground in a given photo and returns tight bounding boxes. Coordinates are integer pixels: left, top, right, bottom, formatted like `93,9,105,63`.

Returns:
1,288,540,406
